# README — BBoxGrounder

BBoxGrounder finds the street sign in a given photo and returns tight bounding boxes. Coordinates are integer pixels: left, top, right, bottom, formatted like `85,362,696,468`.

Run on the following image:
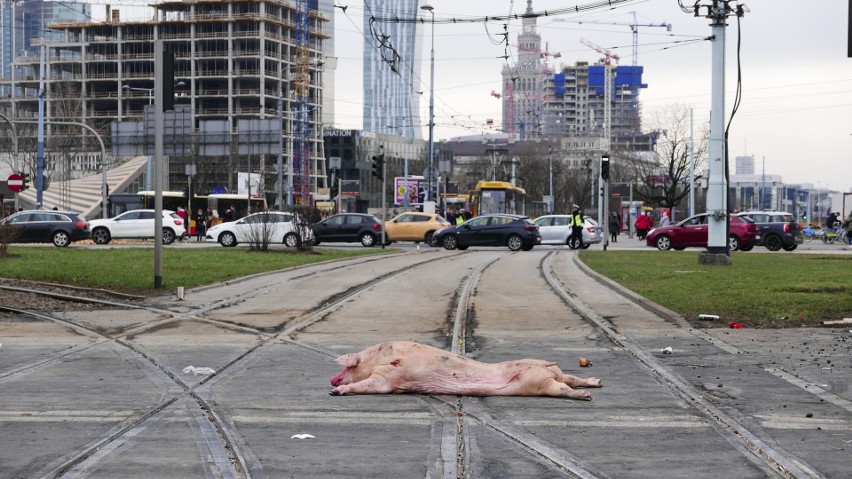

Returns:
6,173,23,192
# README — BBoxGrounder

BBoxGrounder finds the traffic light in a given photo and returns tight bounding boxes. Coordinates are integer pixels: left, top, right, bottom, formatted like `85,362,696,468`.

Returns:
600,154,610,180
21,173,30,191
371,154,384,179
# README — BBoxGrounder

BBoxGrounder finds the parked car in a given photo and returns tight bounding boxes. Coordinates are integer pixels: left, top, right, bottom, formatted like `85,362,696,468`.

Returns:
206,211,306,247
735,211,803,251
646,213,760,251
0,210,90,247
89,209,185,245
311,213,384,247
431,214,541,251
533,215,603,249
384,212,450,244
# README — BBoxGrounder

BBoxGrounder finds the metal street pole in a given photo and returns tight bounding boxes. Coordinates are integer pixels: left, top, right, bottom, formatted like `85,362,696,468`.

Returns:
153,40,164,288
421,3,435,203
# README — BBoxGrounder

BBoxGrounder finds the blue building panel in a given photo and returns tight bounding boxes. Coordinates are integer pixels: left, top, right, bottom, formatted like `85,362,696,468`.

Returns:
589,65,647,94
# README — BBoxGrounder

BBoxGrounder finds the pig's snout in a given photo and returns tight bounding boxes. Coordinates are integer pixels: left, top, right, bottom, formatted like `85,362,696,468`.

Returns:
330,368,348,387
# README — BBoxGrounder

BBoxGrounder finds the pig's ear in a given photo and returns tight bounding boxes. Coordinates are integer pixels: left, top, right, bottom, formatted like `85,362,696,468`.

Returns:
335,354,359,367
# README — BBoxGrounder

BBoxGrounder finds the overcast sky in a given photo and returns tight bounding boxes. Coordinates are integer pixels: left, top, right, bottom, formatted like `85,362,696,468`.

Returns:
328,0,852,192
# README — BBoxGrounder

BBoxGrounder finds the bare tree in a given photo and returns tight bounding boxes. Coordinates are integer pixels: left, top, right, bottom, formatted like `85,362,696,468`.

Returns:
626,104,708,216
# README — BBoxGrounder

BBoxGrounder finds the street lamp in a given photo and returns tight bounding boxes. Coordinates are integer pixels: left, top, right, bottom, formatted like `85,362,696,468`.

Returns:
421,3,435,204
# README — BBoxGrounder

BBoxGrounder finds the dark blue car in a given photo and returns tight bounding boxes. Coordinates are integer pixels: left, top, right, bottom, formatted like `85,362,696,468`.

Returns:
431,214,541,251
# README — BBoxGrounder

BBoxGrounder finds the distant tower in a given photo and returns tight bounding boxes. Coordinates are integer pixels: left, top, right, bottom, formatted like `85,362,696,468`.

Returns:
736,155,755,175
501,0,546,139
318,0,336,127
362,0,422,138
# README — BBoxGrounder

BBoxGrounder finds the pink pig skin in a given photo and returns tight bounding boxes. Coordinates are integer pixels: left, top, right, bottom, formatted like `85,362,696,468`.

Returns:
329,341,601,401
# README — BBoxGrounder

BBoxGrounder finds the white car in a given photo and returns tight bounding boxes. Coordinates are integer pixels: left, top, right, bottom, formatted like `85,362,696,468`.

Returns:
206,211,307,247
533,215,603,249
90,209,186,245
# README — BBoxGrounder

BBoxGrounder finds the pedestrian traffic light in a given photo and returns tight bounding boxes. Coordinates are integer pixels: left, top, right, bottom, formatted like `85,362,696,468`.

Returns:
371,154,384,179
21,173,30,191
600,154,610,180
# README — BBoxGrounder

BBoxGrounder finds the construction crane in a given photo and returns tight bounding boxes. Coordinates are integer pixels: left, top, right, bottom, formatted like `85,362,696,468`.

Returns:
293,0,311,204
559,12,671,66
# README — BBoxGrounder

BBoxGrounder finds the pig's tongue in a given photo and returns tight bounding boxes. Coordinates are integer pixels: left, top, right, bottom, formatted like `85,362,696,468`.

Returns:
330,369,348,386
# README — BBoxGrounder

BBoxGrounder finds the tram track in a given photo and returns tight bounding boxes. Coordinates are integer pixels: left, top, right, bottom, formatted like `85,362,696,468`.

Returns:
2,249,846,477
2,251,456,479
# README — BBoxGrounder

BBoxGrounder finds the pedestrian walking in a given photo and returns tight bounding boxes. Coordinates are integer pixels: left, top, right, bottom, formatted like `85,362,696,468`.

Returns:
194,208,206,241
609,211,621,242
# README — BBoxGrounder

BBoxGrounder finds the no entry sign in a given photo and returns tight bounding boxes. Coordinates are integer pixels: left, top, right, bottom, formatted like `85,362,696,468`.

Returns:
6,173,23,192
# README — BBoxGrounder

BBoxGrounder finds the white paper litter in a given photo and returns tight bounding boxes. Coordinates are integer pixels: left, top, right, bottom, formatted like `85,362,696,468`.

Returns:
182,366,216,376
291,434,315,440
661,346,673,354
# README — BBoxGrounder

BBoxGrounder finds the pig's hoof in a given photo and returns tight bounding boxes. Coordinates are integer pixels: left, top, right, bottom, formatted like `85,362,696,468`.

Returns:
587,377,602,388
578,390,592,401
329,388,343,396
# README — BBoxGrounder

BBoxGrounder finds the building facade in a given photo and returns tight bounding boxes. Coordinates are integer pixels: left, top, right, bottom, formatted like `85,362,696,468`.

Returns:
0,0,329,208
362,0,422,139
500,0,547,140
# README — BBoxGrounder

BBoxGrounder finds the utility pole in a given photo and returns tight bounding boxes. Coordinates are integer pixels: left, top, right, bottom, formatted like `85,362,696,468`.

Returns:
689,0,746,265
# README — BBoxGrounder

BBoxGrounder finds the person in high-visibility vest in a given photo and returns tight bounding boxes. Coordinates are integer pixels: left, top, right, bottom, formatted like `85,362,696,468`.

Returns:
569,204,584,249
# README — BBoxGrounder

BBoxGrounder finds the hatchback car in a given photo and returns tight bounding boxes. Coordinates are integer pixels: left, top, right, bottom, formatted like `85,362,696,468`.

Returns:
533,215,603,249
384,212,450,244
311,213,384,247
646,213,760,251
735,211,803,251
431,214,541,251
206,211,306,247
89,209,185,245
0,210,90,247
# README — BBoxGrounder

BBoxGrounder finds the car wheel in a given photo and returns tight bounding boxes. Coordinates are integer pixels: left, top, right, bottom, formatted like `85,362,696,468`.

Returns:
424,231,434,245
567,237,581,250
52,231,71,247
521,245,534,251
782,244,797,251
507,234,523,251
360,233,376,247
655,235,673,251
162,228,176,245
442,235,458,250
764,234,782,251
92,228,111,245
581,243,591,249
739,244,754,252
728,235,740,251
219,231,237,247
284,232,300,248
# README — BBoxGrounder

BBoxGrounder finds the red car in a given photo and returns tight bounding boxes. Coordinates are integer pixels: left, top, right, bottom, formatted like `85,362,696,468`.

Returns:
646,213,760,251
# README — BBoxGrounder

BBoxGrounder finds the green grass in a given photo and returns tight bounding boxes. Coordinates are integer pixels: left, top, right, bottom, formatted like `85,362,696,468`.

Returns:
0,246,387,295
579,251,852,327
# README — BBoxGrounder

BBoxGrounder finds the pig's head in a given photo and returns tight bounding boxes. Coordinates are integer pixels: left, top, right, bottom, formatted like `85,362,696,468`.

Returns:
330,352,369,387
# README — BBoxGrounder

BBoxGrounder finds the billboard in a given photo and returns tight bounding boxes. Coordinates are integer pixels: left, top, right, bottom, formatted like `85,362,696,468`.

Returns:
394,176,424,206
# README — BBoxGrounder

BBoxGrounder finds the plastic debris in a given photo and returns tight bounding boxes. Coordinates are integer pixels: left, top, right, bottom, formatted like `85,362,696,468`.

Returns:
291,434,315,440
183,366,216,376
729,322,743,329
661,347,673,355
579,357,592,367
698,314,720,321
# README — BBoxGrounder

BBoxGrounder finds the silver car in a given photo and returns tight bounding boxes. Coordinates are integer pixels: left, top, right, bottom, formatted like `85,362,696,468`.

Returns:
533,215,603,249
89,209,186,245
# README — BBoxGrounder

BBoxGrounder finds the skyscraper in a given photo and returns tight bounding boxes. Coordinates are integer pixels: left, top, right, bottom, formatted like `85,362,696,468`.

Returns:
362,0,422,139
501,0,547,140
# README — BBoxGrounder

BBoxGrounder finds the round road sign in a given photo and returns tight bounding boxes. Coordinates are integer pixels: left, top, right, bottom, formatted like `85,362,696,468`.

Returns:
6,173,23,192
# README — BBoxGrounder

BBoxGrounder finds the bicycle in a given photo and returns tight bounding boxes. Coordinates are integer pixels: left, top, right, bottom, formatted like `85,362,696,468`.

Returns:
802,226,817,242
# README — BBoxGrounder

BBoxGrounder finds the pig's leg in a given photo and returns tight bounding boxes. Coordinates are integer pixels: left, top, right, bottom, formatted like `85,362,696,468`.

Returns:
540,378,592,401
330,375,393,396
547,365,602,388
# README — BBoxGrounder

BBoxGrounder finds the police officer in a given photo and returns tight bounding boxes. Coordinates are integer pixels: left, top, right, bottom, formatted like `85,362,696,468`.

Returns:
569,204,584,249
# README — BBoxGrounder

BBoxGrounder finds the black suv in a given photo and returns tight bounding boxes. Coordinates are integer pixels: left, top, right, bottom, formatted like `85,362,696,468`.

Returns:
736,211,803,251
311,213,384,247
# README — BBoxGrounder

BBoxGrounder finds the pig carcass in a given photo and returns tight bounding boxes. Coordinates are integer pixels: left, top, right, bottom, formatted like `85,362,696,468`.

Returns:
330,341,602,401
